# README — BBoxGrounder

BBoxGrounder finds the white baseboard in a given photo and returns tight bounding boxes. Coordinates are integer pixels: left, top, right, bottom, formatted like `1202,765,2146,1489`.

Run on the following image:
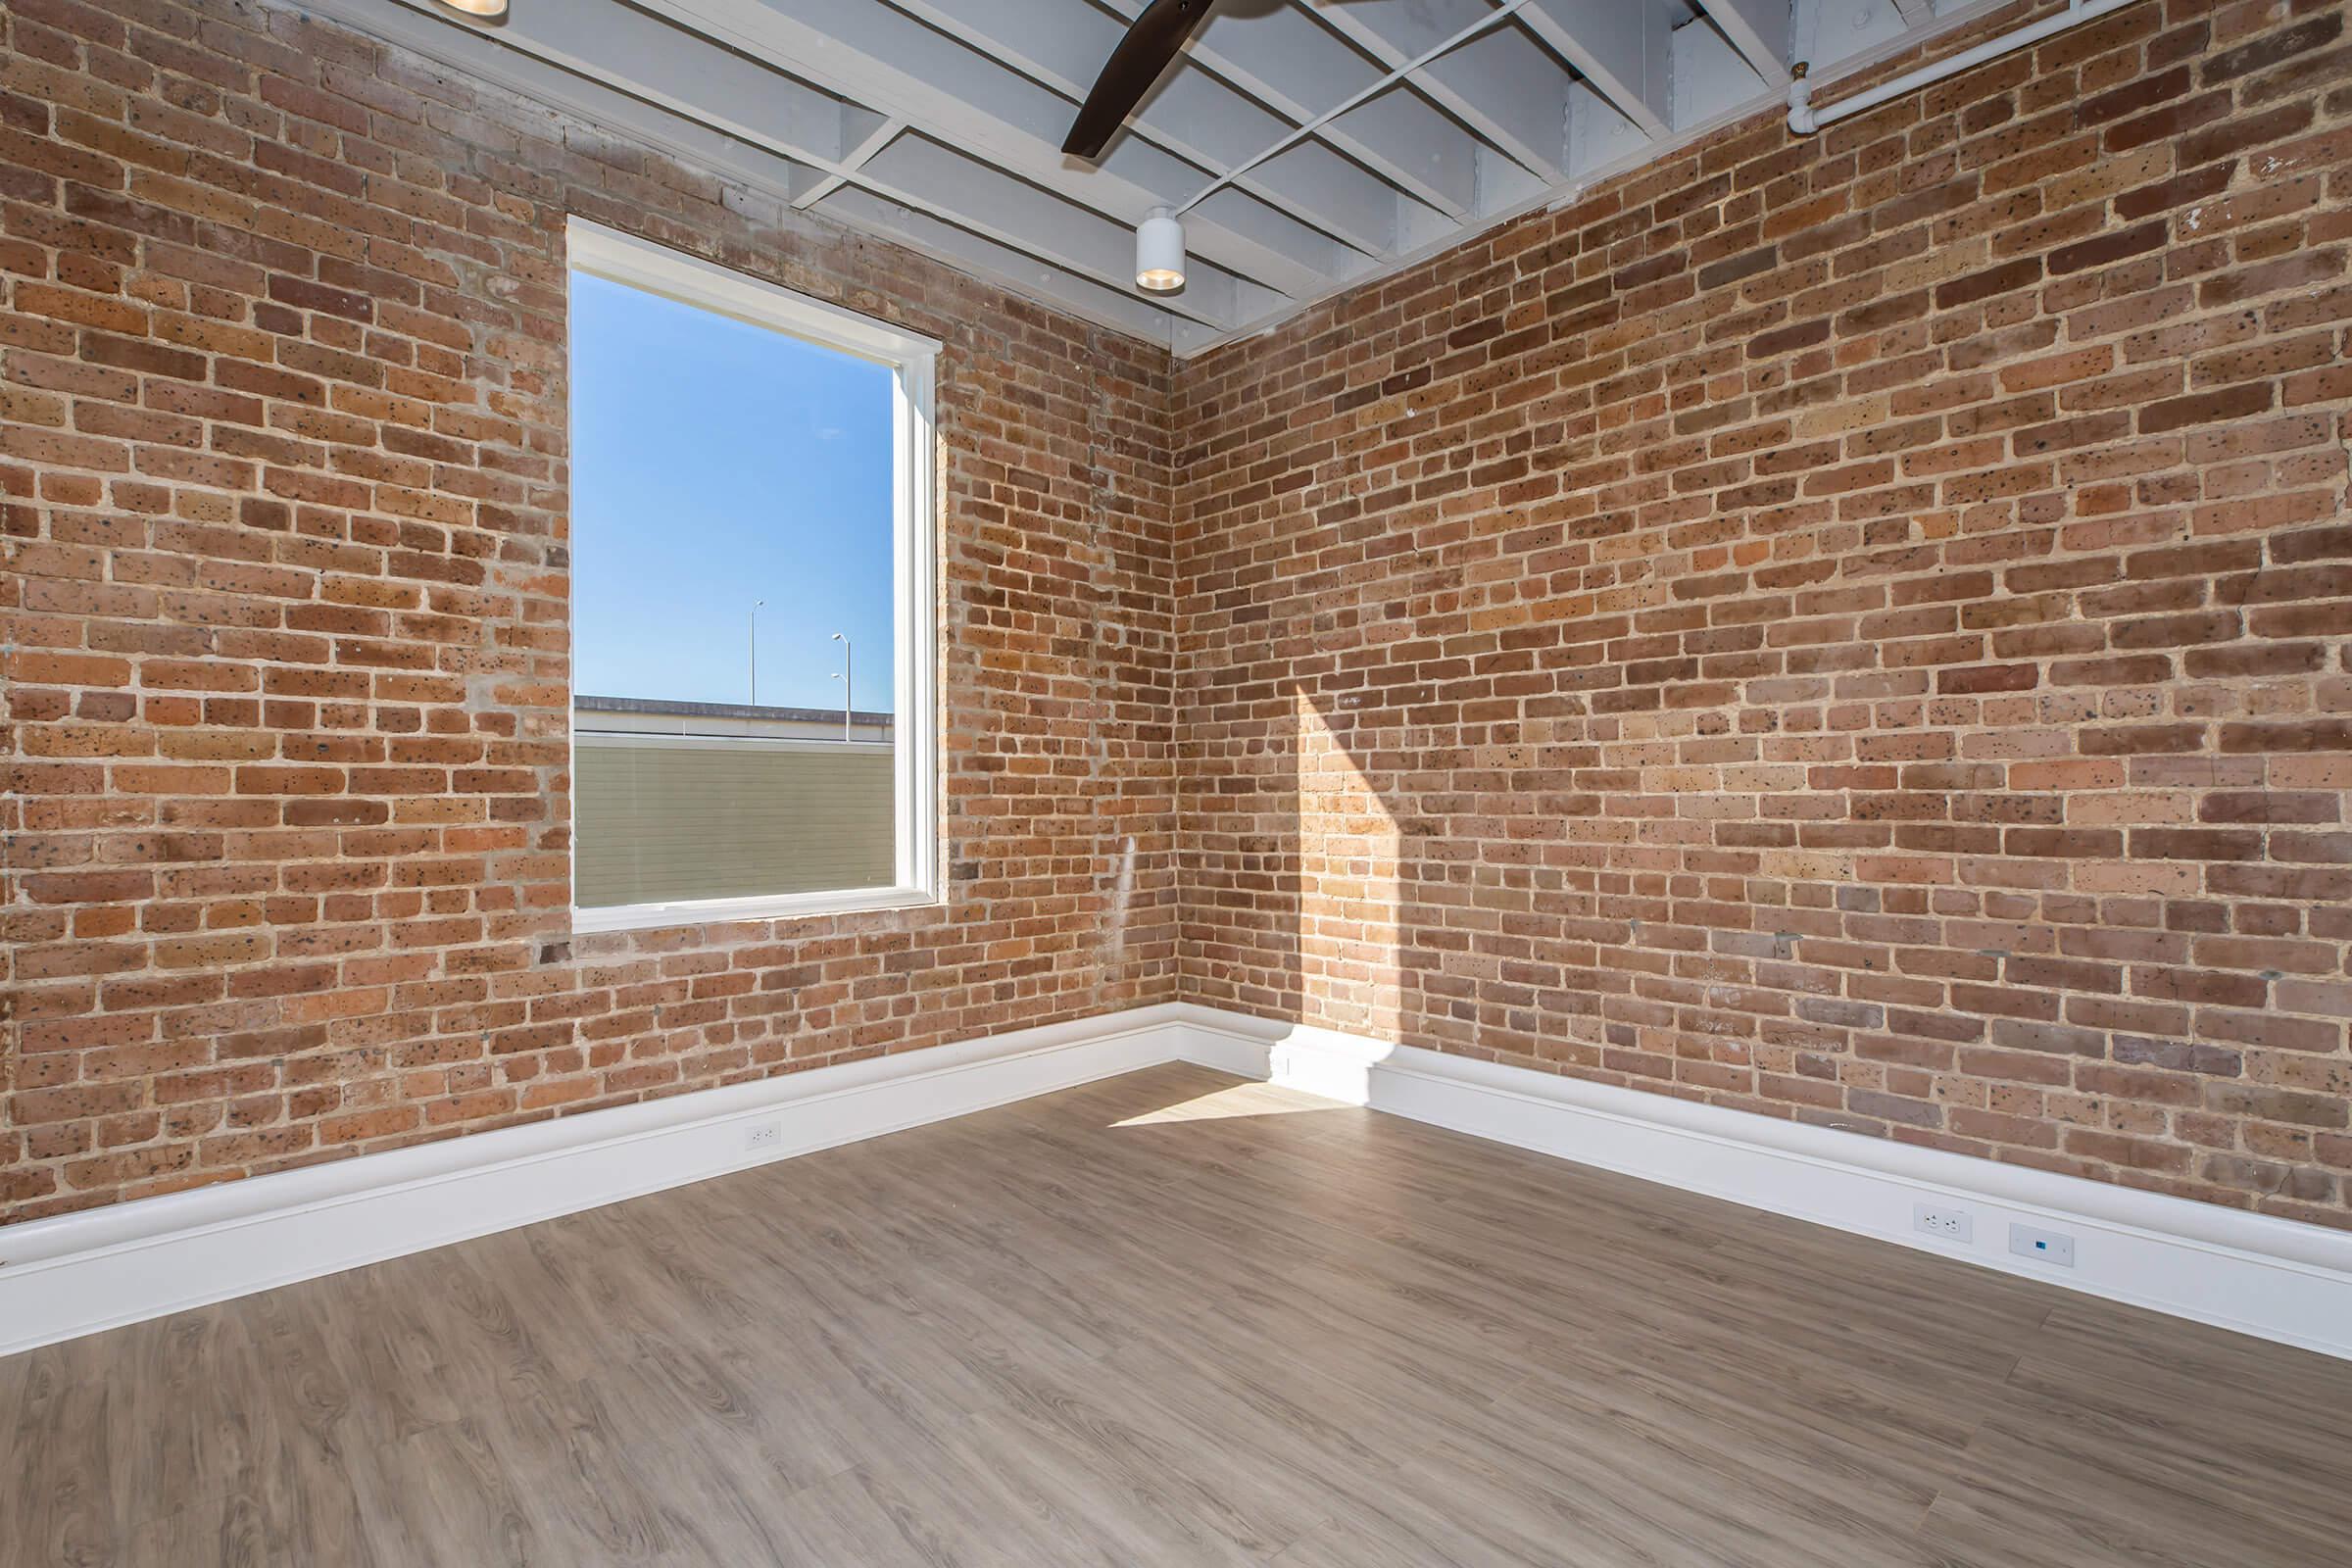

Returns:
11,997,2351,1365
1168,1004,2352,1363
0,1004,1188,1358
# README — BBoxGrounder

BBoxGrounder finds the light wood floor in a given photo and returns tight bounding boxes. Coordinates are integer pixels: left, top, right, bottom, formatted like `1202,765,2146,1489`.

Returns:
7,1063,2351,1566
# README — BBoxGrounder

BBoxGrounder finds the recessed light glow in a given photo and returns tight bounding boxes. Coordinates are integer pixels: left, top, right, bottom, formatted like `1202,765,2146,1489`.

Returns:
1135,207,1186,294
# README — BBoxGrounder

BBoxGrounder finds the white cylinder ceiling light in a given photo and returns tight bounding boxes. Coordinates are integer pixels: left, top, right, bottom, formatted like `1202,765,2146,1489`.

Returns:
1135,207,1186,294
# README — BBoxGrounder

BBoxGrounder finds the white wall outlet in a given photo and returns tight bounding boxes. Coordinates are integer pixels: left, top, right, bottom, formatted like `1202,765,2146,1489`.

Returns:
2009,1223,2075,1268
743,1121,783,1152
1913,1202,1972,1244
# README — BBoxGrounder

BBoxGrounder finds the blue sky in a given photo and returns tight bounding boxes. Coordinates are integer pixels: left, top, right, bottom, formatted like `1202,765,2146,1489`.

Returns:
570,271,896,712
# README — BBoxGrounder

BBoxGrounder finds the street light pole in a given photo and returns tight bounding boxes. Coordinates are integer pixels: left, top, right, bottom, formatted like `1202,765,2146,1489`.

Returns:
749,599,764,706
831,632,853,742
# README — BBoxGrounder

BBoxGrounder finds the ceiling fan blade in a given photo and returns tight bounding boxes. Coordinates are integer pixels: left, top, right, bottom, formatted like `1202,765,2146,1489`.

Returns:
1062,0,1214,160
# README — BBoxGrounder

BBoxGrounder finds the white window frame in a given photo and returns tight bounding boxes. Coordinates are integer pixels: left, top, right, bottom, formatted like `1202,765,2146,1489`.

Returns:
564,219,940,935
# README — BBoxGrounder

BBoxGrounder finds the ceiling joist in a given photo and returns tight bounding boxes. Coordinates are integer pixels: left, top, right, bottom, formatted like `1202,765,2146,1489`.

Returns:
1696,0,1795,83
295,1,1996,356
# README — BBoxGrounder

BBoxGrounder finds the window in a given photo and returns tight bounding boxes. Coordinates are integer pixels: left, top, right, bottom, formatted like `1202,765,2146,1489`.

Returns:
564,220,938,933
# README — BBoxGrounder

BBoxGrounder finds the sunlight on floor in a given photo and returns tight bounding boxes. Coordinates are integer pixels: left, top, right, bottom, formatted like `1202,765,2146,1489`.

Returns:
1110,1083,1340,1126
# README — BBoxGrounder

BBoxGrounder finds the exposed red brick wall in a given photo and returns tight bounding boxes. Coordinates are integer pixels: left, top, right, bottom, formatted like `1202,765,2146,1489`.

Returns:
11,0,2352,1239
1,0,1176,1221
1174,0,2352,1228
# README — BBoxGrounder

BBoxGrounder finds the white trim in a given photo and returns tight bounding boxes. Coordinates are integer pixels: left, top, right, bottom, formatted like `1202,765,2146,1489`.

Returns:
0,1004,1189,1358
563,219,942,934
566,219,942,362
572,731,894,756
890,320,940,906
568,882,941,935
1166,1004,2352,1363
13,998,2349,1363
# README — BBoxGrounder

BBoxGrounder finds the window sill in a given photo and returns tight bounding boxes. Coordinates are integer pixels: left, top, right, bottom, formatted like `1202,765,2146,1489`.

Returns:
570,884,943,936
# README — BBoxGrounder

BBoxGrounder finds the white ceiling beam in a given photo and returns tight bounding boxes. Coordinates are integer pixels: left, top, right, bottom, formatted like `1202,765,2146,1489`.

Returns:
1521,0,1675,139
1100,0,1465,243
302,0,1209,346
1307,1,1571,183
1694,0,1793,83
902,0,1502,235
284,0,2071,360
1673,16,1772,132
858,134,1242,326
1327,86,1479,220
371,0,1250,326
810,187,1222,351
1245,139,1424,258
639,0,1340,298
1565,76,1647,181
790,111,903,210
879,0,1104,95
1414,26,1575,185
883,0,1392,267
1190,188,1375,309
1807,0,1919,69
374,0,854,165
1193,34,1476,227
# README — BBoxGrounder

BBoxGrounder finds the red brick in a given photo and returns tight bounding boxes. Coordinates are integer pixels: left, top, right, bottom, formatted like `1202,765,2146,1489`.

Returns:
0,0,1179,1227
1167,0,2352,1233
6,0,2350,1240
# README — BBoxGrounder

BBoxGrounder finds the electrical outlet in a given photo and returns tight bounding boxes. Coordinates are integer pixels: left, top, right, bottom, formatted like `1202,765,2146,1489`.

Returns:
1913,1202,1972,1244
743,1121,782,1152
2009,1223,2075,1268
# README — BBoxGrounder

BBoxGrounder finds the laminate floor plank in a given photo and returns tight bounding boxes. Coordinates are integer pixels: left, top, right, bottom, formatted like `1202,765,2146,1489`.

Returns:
8,1062,2351,1567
